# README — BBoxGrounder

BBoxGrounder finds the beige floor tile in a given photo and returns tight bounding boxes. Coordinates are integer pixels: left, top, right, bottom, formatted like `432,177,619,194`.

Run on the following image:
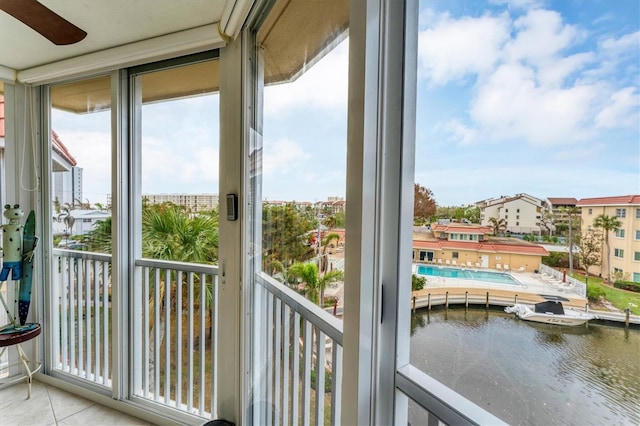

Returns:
56,404,152,426
0,382,56,425
45,384,95,422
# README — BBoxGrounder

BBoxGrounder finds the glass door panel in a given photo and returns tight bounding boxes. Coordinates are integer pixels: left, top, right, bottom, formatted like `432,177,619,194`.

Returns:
50,75,113,386
248,1,349,423
131,58,220,417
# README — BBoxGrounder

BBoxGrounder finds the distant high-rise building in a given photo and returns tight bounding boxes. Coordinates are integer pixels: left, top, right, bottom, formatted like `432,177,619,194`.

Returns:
142,193,220,212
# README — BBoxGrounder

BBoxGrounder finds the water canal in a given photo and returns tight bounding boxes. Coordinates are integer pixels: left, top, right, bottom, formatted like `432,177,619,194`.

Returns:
409,308,640,425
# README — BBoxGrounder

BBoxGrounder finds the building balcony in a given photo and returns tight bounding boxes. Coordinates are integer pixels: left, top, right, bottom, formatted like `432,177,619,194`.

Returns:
0,248,500,425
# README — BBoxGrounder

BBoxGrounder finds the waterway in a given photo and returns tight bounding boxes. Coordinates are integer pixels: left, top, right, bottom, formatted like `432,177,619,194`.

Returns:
409,308,640,425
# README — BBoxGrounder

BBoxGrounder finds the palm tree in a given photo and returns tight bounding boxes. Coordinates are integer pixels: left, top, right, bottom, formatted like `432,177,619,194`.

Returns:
560,206,581,275
488,217,507,236
57,203,76,241
319,232,341,273
289,261,343,306
593,214,622,283
289,262,320,302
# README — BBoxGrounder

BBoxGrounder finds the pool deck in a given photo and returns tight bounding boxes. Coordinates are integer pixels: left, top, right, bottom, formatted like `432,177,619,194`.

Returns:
412,268,589,310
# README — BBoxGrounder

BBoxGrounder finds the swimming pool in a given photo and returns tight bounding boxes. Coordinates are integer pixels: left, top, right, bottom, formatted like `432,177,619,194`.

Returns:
416,265,521,286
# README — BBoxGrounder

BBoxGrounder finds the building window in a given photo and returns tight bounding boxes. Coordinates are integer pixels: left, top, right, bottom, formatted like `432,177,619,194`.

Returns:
517,209,520,213
516,221,519,226
614,248,624,258
505,215,508,219
635,230,640,240
634,252,640,262
452,252,459,259
633,272,640,283
516,215,520,219
636,208,640,219
588,208,592,215
615,229,625,238
616,208,626,218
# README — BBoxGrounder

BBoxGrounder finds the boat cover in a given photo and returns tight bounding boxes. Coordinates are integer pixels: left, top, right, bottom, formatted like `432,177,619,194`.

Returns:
534,301,565,315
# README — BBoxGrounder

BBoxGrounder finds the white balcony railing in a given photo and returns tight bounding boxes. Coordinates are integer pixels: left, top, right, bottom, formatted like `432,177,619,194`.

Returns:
52,249,112,387
51,250,500,424
255,272,344,425
51,249,218,418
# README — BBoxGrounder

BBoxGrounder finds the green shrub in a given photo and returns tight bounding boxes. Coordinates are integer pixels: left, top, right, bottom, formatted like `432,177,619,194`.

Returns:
412,274,426,291
542,252,568,268
613,281,640,293
587,286,605,302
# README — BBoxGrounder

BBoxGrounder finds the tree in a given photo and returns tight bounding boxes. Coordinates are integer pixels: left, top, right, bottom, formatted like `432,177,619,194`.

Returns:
538,211,555,236
575,229,602,286
289,261,343,306
414,183,437,225
323,215,338,229
488,217,507,236
57,203,76,240
319,232,341,273
86,217,112,253
560,206,581,275
262,203,315,270
412,274,426,291
464,206,481,223
593,214,622,283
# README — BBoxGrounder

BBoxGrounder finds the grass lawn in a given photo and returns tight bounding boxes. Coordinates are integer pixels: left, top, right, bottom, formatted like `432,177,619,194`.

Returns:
570,272,640,315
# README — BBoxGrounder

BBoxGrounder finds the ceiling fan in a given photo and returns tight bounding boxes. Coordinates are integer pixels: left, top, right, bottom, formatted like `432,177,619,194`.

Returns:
0,0,87,45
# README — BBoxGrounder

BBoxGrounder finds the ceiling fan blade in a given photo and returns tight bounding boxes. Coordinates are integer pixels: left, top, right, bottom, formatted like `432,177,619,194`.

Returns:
0,0,87,45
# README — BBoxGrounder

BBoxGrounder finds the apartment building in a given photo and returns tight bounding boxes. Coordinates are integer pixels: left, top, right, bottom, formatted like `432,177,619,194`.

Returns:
577,195,640,283
413,223,548,271
476,193,549,234
142,193,219,213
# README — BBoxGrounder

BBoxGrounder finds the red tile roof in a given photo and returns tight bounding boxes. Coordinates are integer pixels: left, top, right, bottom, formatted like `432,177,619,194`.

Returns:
52,131,77,166
577,195,640,206
548,197,578,205
431,224,493,234
412,239,549,256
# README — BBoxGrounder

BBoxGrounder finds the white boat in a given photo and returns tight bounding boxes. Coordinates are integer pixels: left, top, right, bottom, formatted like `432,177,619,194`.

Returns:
505,295,596,326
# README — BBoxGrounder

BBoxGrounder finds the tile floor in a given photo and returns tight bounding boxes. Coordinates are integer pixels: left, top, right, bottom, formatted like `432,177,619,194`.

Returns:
0,380,152,425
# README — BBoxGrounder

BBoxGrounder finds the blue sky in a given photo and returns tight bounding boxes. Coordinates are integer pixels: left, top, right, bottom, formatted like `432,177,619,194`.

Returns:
53,0,639,207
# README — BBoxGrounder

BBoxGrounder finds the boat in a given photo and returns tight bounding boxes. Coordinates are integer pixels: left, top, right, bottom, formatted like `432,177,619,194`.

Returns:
505,295,596,326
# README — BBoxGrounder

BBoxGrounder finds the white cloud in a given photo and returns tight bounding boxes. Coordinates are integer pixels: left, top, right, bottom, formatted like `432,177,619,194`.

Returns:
600,31,640,54
504,9,581,65
417,13,510,84
595,87,640,129
488,0,545,11
440,119,478,145
264,40,348,116
470,63,598,145
263,138,311,175
420,7,638,148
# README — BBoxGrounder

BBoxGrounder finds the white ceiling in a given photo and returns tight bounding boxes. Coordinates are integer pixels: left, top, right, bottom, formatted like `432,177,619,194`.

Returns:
0,0,232,71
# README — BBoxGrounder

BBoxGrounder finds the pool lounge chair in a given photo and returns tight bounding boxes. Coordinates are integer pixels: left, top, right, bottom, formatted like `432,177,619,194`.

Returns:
503,264,509,271
516,266,525,272
446,259,451,265
495,263,502,270
452,260,457,266
466,261,472,267
437,259,442,264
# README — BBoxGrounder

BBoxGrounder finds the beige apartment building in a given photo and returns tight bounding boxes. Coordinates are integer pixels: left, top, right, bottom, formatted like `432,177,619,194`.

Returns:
476,193,549,234
142,193,219,213
577,195,640,283
413,223,549,272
